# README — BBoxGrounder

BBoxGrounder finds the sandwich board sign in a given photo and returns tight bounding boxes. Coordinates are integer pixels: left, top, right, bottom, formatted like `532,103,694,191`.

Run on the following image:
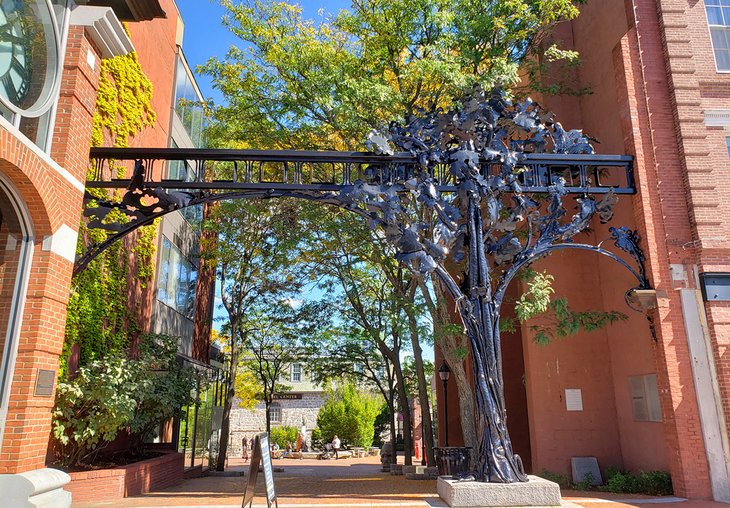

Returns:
242,433,278,508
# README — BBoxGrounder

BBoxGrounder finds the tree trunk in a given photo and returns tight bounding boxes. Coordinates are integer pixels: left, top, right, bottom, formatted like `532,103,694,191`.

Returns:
405,296,436,467
430,196,526,483
216,347,239,471
389,398,398,464
429,278,477,453
265,400,271,436
392,357,413,466
449,358,477,452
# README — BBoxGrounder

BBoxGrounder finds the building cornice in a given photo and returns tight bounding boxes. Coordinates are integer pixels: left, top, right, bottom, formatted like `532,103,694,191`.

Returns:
70,6,135,59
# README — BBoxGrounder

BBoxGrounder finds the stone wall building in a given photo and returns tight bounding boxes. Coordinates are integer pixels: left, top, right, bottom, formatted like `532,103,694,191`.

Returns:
228,362,324,456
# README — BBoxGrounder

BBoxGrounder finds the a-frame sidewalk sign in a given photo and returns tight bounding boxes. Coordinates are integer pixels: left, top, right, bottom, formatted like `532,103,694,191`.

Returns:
242,433,278,508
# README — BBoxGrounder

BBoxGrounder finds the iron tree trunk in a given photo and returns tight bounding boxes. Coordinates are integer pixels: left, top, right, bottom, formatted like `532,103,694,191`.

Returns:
435,197,526,483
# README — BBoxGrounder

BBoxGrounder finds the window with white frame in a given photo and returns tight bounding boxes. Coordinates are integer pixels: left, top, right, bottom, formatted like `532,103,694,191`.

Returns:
291,363,302,382
157,237,197,319
628,374,662,422
707,0,730,70
269,402,281,423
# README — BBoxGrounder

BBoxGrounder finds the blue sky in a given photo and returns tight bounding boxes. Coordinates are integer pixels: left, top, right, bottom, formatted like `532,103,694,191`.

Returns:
175,0,349,106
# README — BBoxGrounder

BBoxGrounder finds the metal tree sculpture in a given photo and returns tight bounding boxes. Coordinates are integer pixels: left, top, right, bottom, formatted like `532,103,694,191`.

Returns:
340,88,648,483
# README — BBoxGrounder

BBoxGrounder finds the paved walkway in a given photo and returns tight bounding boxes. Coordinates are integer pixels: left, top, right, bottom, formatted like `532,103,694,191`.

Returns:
75,455,725,508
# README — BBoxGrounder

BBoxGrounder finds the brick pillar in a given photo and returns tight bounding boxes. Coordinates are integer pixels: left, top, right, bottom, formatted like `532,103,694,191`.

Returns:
612,11,713,498
0,26,102,474
51,26,101,178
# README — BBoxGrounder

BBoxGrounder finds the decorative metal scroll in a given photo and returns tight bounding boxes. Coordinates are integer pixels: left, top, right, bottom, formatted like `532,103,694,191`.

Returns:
80,87,649,484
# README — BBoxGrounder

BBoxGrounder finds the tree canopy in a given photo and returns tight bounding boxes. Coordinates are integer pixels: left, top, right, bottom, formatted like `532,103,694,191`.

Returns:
202,0,585,150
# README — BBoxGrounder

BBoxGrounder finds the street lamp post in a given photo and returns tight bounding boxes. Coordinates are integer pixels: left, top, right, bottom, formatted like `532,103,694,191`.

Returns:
438,360,451,447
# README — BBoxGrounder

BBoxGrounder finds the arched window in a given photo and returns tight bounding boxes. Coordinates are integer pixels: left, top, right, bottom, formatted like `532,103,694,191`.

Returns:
0,174,33,452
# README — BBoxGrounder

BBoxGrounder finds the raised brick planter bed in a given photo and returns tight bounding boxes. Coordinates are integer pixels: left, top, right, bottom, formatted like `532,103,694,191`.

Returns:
65,451,184,503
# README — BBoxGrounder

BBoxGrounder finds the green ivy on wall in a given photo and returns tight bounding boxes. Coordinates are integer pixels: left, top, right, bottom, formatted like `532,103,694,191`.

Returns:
63,51,158,376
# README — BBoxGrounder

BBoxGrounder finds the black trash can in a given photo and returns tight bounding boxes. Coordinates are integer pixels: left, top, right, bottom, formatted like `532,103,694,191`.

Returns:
434,446,472,477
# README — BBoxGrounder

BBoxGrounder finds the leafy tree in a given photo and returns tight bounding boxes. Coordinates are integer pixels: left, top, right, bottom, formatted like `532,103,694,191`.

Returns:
299,207,418,464
242,300,329,435
270,426,299,448
201,0,587,466
203,0,584,150
234,368,262,410
317,382,383,448
305,324,400,462
206,199,303,470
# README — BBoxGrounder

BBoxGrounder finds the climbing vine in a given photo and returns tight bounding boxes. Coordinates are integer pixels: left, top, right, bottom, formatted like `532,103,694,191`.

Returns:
62,51,158,375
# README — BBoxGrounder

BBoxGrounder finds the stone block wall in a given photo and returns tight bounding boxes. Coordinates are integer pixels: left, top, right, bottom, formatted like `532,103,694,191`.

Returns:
227,393,323,455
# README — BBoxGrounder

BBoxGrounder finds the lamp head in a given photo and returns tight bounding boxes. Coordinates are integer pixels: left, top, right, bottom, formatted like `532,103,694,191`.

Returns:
438,360,451,381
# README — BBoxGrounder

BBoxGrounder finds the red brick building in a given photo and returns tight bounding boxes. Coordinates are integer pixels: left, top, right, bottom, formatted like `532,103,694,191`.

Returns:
2,0,730,505
0,0,217,503
437,0,730,502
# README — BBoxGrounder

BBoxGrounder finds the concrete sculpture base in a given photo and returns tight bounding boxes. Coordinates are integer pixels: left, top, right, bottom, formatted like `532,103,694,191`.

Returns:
437,475,562,507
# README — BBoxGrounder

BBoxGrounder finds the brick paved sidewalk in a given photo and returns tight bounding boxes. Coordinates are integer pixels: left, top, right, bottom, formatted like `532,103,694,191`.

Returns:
74,455,724,508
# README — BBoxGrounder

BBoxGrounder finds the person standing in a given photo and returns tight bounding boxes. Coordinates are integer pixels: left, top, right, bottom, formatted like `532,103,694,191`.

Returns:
241,434,249,461
332,435,340,459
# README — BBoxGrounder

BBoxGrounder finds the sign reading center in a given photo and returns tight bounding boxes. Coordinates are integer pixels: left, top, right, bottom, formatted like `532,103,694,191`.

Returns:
242,433,278,508
273,393,301,400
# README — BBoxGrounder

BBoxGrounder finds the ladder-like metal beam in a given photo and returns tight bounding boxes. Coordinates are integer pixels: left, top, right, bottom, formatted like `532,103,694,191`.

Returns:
88,147,635,195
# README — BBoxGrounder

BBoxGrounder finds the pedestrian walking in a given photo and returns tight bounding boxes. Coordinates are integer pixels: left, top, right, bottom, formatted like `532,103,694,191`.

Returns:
332,435,340,459
241,434,249,461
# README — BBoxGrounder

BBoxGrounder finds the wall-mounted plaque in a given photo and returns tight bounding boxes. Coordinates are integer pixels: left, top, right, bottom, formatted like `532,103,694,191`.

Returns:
34,369,55,397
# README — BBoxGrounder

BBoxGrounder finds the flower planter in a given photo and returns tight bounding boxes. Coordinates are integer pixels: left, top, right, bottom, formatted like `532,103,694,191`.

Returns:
65,451,184,503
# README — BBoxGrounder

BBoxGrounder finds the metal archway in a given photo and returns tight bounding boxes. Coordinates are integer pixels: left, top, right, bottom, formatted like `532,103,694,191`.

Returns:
79,91,651,483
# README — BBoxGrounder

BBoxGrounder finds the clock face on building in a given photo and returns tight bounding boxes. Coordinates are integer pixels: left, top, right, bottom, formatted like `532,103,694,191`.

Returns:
0,0,60,116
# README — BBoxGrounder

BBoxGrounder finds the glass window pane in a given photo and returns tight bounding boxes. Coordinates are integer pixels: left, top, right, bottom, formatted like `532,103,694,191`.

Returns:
186,265,197,318
157,239,171,303
712,27,728,49
175,58,187,117
717,49,730,70
708,6,724,24
176,261,188,312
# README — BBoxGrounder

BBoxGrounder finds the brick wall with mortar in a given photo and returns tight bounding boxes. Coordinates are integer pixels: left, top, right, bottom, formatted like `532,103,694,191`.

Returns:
0,24,102,473
65,451,184,502
435,1,730,499
554,0,730,499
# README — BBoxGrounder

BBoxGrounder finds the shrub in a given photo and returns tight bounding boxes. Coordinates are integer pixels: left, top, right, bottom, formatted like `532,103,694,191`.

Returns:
311,427,323,449
52,334,196,467
602,468,672,496
317,381,382,448
270,426,299,448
